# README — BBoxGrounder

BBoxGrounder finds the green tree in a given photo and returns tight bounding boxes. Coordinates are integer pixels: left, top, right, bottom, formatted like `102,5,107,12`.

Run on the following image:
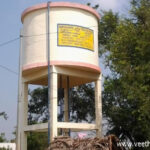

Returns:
0,112,8,120
27,132,48,150
28,87,48,125
27,84,94,149
99,0,150,148
28,84,94,124
0,112,7,144
0,133,7,142
27,87,48,150
70,84,94,123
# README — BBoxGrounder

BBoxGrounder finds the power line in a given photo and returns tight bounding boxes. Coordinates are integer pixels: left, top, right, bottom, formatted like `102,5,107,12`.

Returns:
0,37,20,48
22,33,47,38
0,25,98,47
0,37,19,75
21,25,98,38
0,64,18,75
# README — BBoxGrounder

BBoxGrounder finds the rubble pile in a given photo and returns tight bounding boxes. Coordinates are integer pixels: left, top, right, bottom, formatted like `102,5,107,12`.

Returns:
47,135,129,150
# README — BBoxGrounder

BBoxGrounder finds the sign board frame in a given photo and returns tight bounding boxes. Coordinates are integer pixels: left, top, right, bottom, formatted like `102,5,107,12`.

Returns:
57,24,94,51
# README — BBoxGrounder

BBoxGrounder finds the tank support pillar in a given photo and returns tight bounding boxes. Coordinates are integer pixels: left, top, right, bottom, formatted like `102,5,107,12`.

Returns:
17,66,102,149
49,67,58,141
95,74,102,137
17,82,28,150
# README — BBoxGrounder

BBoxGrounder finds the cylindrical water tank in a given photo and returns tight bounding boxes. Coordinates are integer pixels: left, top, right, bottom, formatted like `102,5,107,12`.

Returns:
21,2,100,75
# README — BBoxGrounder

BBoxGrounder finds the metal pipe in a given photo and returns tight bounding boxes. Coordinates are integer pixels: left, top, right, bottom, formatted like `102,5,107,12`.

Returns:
59,75,63,135
47,1,51,145
60,75,63,120
67,76,71,136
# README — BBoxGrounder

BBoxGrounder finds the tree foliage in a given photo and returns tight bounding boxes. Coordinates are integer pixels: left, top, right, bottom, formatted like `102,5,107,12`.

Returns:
27,84,94,149
0,133,7,142
27,87,48,150
28,87,48,125
0,113,8,144
27,132,48,150
0,112,8,120
99,0,150,147
70,84,94,123
28,84,94,124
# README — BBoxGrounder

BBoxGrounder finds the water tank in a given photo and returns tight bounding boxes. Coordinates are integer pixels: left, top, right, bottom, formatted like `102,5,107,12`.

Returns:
21,2,101,87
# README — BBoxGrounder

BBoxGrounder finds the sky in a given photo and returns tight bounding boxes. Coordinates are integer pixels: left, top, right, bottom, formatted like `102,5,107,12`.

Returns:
0,0,130,140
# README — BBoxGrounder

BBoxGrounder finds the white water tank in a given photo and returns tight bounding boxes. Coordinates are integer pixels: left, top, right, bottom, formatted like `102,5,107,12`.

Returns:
21,2,100,77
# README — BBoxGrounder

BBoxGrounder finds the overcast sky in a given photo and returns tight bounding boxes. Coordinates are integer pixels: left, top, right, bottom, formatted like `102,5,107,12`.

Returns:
0,0,130,140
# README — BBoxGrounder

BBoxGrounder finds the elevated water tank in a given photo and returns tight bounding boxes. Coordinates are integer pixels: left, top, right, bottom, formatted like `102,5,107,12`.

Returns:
21,2,100,77
17,3,102,149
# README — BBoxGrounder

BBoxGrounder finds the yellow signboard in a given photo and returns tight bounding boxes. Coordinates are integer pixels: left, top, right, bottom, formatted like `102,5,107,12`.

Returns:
58,24,94,51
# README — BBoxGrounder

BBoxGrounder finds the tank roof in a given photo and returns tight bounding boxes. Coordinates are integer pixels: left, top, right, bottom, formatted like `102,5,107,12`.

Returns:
21,2,100,23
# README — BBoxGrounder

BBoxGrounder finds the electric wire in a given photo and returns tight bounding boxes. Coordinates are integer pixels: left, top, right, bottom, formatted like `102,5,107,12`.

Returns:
0,37,19,75
0,64,18,75
21,25,99,38
0,37,20,48
0,25,98,47
22,33,47,38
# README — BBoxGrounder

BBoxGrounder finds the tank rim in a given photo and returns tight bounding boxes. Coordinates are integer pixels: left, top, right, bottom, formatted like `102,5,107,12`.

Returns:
21,2,100,23
22,61,101,73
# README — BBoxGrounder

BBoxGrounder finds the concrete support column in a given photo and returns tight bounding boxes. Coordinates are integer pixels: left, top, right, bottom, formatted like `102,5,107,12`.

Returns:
50,67,58,142
16,30,23,150
16,87,22,150
95,74,102,137
20,82,28,150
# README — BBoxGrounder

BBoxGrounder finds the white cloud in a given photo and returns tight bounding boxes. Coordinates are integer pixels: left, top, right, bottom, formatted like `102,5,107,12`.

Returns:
97,0,118,10
90,0,131,14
